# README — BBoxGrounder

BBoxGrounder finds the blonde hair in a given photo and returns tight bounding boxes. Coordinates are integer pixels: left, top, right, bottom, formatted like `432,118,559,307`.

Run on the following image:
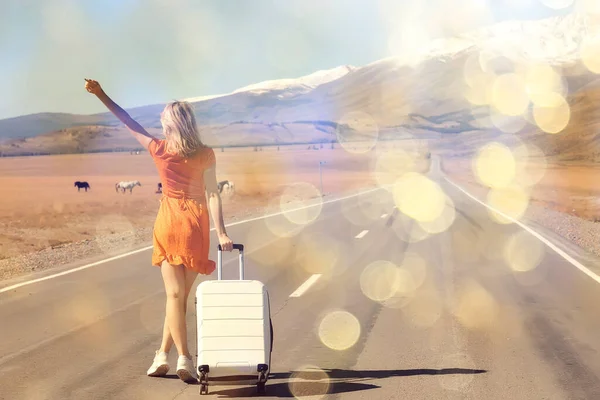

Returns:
160,101,205,157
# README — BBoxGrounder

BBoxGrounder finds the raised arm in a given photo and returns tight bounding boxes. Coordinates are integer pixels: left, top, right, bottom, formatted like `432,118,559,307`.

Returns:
84,78,156,149
204,164,233,251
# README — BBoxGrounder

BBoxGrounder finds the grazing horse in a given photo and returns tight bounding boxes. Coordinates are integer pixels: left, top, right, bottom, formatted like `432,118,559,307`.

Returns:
115,180,141,194
217,180,235,194
217,180,229,194
74,181,91,192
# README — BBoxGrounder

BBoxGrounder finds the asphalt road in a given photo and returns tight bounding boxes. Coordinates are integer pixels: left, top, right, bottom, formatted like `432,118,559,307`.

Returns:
1,158,600,399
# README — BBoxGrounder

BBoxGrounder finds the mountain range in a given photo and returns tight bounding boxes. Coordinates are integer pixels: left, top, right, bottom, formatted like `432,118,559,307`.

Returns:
1,11,600,158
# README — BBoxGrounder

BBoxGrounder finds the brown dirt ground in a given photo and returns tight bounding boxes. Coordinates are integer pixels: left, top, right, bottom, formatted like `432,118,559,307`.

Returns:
442,157,600,222
0,142,429,261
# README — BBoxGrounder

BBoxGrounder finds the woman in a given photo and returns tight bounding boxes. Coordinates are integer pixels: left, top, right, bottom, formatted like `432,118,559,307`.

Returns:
84,79,234,383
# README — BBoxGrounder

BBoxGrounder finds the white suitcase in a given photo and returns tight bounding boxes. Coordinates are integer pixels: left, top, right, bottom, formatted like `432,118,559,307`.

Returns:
195,244,273,395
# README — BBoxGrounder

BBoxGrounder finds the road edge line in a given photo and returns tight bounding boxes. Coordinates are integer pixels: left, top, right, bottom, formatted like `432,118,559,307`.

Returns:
444,176,600,286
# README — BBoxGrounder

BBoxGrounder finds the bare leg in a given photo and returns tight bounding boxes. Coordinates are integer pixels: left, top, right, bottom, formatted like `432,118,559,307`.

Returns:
158,316,173,354
160,261,192,358
158,263,198,356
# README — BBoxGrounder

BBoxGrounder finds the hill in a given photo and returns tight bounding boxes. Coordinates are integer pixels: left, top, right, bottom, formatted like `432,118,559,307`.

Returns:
2,12,600,157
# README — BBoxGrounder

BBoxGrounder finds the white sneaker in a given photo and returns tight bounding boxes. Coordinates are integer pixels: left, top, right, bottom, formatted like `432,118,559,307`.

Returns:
147,350,170,377
176,355,198,383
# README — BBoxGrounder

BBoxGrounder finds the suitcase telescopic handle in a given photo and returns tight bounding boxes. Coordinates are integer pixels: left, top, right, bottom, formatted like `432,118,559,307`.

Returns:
216,243,244,281
218,244,244,251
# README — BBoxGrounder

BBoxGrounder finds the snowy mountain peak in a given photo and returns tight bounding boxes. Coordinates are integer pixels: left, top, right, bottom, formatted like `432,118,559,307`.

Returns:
371,12,598,69
183,65,356,103
471,13,593,62
233,65,356,94
456,12,596,63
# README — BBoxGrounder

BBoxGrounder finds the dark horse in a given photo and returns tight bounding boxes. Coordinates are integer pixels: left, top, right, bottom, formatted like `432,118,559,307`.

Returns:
74,181,91,192
217,180,230,194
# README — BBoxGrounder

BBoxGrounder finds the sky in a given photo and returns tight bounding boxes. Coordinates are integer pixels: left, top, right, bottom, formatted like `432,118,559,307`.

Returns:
0,0,580,120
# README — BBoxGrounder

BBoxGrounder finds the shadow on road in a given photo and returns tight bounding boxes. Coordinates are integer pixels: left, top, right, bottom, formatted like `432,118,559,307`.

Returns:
210,367,487,398
212,381,377,398
270,367,488,380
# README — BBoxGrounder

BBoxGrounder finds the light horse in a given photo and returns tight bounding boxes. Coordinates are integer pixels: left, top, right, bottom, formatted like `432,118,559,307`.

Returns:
116,180,141,194
74,181,91,192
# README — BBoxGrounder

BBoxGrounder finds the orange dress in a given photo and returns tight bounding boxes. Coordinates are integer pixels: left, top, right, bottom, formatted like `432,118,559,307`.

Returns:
148,138,216,275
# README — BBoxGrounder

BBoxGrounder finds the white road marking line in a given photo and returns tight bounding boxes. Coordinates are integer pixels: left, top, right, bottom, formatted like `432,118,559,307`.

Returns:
381,213,388,219
0,247,153,295
289,274,322,298
0,186,387,294
445,177,600,286
355,230,369,239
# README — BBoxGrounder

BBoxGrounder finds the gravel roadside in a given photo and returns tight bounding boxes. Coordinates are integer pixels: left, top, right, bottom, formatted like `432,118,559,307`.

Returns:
446,175,600,263
0,202,277,283
0,186,379,284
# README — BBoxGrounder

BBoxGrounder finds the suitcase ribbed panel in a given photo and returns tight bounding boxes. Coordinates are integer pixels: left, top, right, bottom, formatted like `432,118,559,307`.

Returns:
201,320,264,336
196,280,271,381
200,281,263,294
202,293,264,307
202,306,264,320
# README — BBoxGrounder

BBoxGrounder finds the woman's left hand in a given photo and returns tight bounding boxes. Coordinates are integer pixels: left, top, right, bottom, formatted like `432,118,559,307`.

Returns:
218,233,234,252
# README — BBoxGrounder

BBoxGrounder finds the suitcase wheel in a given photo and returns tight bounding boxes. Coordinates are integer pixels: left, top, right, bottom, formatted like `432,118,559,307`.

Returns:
257,382,266,394
257,366,268,394
200,383,209,395
198,366,209,395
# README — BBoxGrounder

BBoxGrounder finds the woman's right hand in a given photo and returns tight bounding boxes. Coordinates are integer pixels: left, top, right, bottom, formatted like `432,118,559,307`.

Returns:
218,233,234,252
84,78,103,96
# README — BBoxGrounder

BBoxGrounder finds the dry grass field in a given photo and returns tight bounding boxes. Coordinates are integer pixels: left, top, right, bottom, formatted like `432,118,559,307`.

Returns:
442,156,600,222
0,142,430,261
